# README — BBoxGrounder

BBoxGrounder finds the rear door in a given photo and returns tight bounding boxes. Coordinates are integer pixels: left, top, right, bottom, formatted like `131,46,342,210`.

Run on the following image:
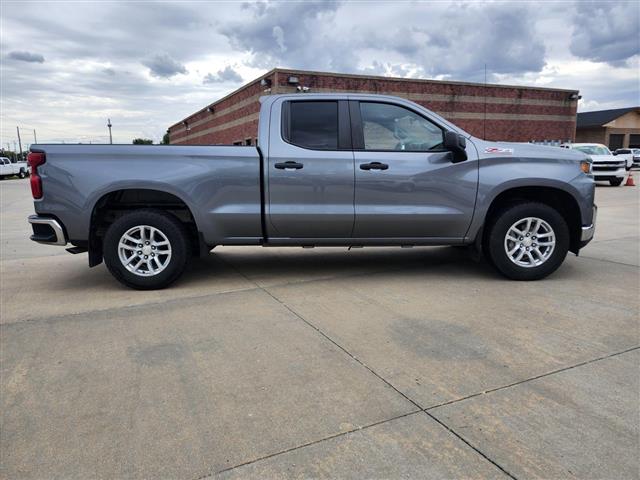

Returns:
266,99,355,238
351,100,478,239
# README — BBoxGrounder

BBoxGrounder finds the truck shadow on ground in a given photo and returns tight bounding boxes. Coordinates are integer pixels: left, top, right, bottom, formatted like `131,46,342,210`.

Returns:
50,244,584,294
186,245,499,287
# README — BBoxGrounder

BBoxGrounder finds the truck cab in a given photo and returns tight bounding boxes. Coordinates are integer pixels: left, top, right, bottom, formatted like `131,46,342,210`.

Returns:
261,94,477,243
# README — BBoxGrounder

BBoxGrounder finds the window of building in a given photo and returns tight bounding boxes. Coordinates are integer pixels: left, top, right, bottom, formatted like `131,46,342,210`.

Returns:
359,102,443,151
233,140,243,146
608,134,624,150
245,138,252,146
285,101,338,150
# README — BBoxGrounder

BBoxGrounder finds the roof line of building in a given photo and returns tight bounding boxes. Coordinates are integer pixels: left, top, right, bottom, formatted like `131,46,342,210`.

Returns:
271,67,579,93
168,68,278,130
169,67,579,130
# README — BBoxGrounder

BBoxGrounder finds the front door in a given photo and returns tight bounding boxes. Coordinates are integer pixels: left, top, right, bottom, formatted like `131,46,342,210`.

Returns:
351,101,478,239
267,99,354,238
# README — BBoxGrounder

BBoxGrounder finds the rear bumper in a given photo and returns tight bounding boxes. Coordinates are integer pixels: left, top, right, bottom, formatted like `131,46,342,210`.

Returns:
28,215,67,246
579,205,596,247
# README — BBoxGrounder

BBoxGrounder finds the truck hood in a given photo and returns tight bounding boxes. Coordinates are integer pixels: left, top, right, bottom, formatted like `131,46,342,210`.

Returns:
471,138,587,162
587,154,618,163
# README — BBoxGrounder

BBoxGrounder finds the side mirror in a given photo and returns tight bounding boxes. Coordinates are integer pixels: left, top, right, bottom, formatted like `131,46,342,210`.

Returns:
444,131,467,163
612,151,618,155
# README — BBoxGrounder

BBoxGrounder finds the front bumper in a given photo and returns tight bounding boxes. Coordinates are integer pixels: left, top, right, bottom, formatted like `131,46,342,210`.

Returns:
28,215,67,246
593,164,626,179
580,205,597,247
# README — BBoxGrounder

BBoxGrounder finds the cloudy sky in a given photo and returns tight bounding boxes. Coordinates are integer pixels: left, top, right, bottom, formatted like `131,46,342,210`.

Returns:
1,0,638,147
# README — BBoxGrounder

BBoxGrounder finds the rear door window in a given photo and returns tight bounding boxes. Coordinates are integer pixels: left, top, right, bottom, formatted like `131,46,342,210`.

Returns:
284,101,339,150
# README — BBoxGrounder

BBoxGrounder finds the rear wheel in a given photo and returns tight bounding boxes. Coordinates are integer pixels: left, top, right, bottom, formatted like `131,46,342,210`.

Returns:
103,209,191,289
484,202,569,280
18,170,26,178
610,178,624,186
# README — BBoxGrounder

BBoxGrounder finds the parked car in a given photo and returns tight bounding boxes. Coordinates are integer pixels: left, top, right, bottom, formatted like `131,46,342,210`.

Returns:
561,143,626,186
27,93,596,289
614,148,639,169
0,156,29,179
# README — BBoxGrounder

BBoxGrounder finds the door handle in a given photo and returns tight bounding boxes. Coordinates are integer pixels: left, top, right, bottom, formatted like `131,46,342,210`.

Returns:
275,161,304,170
360,162,389,171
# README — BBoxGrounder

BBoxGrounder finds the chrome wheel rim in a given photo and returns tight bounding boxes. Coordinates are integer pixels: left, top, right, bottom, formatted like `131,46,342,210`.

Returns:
504,217,555,268
118,225,172,276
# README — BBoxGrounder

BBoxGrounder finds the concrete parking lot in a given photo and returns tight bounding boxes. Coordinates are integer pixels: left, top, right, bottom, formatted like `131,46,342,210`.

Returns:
1,178,638,479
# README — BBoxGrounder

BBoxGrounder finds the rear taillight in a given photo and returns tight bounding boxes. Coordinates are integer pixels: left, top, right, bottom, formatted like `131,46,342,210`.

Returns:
28,151,46,199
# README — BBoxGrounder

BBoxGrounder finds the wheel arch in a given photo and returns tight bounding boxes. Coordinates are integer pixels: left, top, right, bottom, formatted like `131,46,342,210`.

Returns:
88,187,204,267
479,185,583,255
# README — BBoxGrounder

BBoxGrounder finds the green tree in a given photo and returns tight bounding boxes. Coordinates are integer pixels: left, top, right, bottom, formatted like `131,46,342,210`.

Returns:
161,132,170,145
132,138,153,145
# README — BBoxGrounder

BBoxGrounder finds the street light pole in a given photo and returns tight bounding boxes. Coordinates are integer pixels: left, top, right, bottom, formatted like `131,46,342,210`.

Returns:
107,119,113,144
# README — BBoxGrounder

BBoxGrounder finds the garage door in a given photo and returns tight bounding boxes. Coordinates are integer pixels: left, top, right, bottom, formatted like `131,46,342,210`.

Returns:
629,134,640,148
609,134,624,150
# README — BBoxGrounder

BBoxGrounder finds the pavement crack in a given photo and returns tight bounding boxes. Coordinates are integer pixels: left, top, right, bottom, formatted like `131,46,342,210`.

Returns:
425,345,640,411
423,410,518,480
196,410,423,479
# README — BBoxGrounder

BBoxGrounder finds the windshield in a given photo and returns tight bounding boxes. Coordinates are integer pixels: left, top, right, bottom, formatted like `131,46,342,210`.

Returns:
574,145,611,156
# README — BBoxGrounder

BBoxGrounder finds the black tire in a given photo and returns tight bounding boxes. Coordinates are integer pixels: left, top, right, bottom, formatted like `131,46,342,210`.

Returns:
483,202,570,281
18,170,26,178
610,178,624,186
103,209,191,290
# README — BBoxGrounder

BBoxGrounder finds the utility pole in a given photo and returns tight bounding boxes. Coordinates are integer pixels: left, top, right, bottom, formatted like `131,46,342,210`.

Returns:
107,119,113,144
16,126,23,158
33,129,38,143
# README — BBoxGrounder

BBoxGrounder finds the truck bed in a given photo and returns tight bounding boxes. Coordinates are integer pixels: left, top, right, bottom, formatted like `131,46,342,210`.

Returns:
32,144,263,245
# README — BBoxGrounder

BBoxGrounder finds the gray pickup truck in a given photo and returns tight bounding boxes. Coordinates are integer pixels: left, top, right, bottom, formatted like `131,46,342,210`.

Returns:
27,93,596,289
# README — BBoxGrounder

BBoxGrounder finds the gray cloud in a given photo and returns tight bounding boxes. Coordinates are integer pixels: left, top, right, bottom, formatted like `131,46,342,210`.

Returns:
221,2,545,80
221,1,355,71
203,66,243,84
8,51,45,63
142,53,187,78
570,1,640,65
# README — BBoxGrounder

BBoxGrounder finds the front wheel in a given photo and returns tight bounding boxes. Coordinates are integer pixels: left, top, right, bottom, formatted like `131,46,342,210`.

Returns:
103,209,191,289
610,178,624,186
484,202,570,280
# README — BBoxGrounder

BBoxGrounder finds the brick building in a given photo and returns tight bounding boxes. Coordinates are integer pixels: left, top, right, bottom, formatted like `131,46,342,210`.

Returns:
168,68,579,145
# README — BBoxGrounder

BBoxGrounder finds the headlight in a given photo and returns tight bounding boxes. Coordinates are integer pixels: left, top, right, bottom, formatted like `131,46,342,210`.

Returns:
580,160,592,174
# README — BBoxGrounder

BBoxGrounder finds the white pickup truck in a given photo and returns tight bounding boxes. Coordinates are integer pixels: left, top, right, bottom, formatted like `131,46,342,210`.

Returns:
561,143,627,186
0,156,29,179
